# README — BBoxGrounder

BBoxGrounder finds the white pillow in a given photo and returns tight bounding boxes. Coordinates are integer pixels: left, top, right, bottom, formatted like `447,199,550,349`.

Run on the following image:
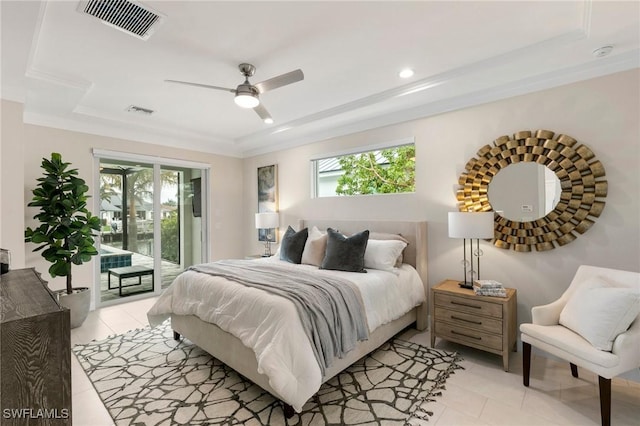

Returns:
301,226,327,266
364,239,407,272
368,232,409,267
559,277,640,351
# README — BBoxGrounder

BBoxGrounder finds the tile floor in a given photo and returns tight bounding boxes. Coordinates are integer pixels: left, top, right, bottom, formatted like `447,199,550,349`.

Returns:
71,298,640,425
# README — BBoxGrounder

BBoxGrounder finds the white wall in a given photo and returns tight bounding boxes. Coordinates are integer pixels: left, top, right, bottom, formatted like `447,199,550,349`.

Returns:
0,99,245,292
243,69,640,336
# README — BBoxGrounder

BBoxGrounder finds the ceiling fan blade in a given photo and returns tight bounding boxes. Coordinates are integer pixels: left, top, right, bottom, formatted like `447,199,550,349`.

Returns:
254,69,304,93
254,103,273,122
164,79,235,93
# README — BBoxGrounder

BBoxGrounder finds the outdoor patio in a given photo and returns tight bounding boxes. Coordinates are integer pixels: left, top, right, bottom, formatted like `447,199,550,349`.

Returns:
99,251,183,302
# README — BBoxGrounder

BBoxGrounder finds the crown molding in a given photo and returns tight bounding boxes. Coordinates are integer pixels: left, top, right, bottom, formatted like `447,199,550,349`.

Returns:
240,50,639,158
235,28,589,149
73,104,235,147
22,109,244,158
16,49,638,160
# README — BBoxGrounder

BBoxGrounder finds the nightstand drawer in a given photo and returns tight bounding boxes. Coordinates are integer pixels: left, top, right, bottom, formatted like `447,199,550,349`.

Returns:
434,292,503,318
435,322,503,351
435,308,503,334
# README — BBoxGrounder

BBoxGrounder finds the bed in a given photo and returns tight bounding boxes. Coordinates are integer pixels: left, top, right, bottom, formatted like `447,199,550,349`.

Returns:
147,219,428,416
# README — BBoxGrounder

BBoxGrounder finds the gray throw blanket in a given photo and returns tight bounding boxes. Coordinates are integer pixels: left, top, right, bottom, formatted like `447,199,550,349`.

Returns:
189,260,369,375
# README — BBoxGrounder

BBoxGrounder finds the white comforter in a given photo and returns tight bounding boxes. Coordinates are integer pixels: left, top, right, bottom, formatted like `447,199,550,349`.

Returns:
147,258,425,412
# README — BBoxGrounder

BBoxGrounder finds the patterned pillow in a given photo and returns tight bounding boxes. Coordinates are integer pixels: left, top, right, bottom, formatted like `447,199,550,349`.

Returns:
279,226,309,264
320,228,369,273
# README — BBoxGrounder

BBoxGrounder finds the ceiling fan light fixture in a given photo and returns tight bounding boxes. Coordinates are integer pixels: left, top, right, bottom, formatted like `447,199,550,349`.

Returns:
168,63,303,120
234,93,260,108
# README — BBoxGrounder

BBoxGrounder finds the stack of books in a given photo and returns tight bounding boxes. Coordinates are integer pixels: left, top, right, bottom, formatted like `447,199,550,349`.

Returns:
473,280,507,297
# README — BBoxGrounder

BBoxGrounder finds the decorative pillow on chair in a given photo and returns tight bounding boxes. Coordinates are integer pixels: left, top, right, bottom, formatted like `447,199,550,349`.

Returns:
320,228,369,273
279,226,309,264
559,277,640,351
301,226,327,267
364,239,407,271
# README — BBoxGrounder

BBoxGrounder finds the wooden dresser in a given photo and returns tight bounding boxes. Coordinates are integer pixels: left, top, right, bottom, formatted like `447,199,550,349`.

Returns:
430,279,517,371
0,268,72,425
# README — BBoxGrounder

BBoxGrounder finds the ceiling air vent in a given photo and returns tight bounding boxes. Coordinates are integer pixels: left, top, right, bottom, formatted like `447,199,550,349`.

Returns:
126,105,154,115
77,0,165,40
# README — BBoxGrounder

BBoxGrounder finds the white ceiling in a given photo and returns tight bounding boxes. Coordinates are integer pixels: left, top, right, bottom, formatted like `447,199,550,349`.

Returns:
1,1,638,157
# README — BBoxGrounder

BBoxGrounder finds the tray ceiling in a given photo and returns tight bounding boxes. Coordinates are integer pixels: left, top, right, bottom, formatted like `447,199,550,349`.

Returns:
1,1,638,157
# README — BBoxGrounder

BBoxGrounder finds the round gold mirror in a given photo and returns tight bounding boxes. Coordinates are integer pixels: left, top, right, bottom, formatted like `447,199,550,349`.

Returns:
456,130,607,252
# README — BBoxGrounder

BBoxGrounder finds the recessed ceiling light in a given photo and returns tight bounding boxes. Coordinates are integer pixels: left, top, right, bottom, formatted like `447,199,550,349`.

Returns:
264,118,274,124
399,68,414,79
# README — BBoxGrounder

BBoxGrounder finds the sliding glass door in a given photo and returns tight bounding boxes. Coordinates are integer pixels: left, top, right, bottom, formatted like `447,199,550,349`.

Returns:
95,152,208,306
158,165,204,291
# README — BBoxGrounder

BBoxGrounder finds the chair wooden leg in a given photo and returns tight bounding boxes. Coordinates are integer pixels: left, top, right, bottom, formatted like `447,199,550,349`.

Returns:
598,376,611,426
523,342,531,387
570,363,579,378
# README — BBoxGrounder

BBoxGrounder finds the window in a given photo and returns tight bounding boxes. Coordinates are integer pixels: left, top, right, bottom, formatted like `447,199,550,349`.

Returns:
313,142,415,197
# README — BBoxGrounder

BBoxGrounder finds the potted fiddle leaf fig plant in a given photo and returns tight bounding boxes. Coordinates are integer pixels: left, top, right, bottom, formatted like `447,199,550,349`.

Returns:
25,152,101,328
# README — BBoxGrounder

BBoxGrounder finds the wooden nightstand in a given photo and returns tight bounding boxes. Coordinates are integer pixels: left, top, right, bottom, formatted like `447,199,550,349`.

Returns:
430,279,517,371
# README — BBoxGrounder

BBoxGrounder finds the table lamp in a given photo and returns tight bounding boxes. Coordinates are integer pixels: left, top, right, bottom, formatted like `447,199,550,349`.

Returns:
448,211,495,289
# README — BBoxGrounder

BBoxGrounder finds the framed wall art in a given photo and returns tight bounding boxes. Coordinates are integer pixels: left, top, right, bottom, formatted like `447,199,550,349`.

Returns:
257,164,278,242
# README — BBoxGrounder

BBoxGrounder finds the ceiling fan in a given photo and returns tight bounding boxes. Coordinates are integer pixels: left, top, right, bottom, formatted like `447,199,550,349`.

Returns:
166,63,304,124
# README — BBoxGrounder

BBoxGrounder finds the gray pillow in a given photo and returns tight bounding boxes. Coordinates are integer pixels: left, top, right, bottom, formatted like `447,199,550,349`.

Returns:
280,226,309,264
320,228,369,273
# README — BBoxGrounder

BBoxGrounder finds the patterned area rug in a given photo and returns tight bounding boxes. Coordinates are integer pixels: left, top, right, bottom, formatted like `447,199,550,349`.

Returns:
73,322,462,425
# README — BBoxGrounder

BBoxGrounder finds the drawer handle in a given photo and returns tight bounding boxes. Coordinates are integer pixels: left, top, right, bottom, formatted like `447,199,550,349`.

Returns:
451,315,482,325
451,300,482,309
451,330,482,340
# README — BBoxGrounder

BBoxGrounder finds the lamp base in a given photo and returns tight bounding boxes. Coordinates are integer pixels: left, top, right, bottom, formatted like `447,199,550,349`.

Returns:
262,239,273,257
458,282,474,290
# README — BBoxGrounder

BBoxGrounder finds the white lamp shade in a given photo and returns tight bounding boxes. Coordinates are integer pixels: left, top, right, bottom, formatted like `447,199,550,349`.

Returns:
448,212,494,239
255,212,279,229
